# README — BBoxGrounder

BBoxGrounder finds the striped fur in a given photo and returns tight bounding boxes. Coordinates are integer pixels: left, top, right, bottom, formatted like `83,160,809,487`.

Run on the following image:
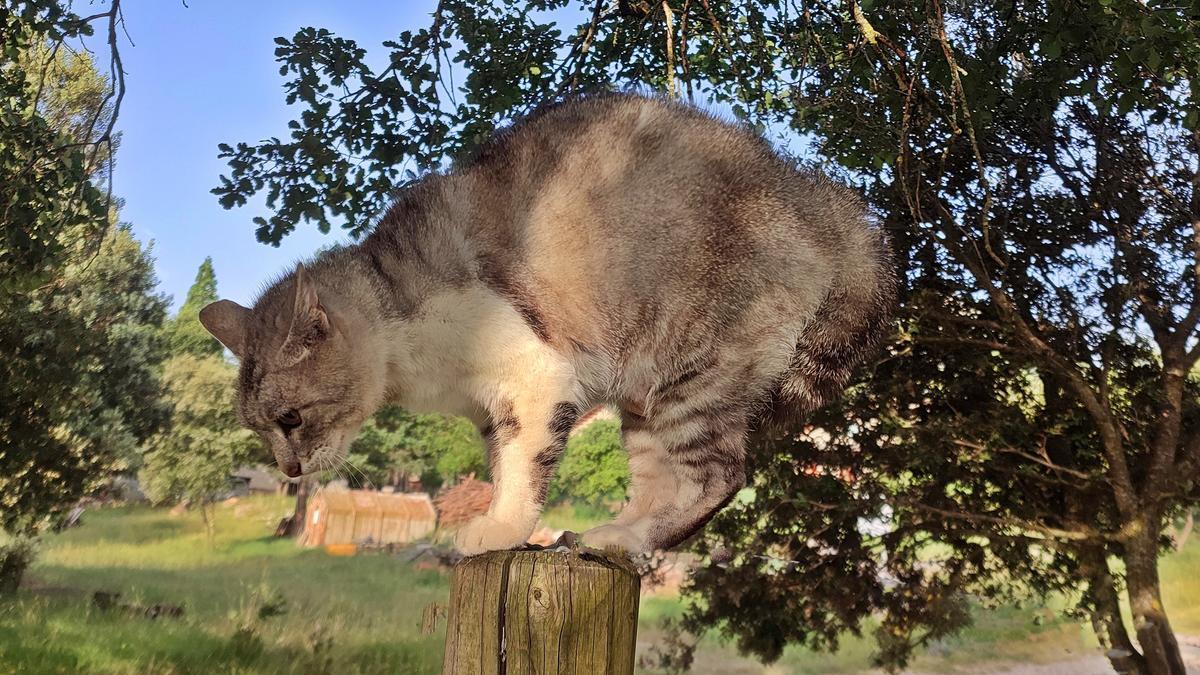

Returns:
198,93,895,555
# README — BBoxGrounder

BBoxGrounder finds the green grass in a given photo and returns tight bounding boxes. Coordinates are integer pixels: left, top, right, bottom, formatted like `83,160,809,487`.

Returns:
538,501,614,533
633,595,1097,675
4,497,1199,674
3,496,446,674
1160,536,1200,634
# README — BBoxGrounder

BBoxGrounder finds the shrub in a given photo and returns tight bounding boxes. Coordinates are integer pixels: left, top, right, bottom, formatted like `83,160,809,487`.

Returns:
0,539,36,596
549,420,628,508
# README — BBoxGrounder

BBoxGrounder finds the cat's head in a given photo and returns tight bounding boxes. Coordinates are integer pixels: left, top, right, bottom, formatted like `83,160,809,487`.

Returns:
199,263,385,477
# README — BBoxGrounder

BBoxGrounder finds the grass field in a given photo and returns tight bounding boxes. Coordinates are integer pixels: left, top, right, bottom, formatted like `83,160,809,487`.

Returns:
2,496,1197,674
2,496,447,674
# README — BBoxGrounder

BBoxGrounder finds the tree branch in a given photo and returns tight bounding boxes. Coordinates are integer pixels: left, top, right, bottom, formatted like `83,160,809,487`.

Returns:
952,439,1099,481
662,1,677,97
898,499,1109,543
932,211,1138,520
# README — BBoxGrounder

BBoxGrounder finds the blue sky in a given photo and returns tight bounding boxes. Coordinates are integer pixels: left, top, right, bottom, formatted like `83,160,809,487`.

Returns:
111,0,438,310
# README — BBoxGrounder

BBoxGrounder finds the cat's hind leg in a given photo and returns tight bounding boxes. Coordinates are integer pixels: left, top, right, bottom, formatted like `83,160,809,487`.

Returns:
582,402,747,553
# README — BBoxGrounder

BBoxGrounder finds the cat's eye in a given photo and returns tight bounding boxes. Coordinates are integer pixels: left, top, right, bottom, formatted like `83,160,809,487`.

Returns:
276,409,302,432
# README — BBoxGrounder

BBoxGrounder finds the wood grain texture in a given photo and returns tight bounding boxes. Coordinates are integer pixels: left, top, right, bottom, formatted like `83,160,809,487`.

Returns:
442,549,640,675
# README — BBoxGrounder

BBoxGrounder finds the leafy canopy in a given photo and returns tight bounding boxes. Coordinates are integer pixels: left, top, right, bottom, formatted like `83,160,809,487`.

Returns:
548,419,628,508
1,2,165,536
346,405,485,490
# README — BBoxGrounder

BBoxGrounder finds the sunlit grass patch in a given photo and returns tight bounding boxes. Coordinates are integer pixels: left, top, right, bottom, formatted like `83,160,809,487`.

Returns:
1159,539,1200,634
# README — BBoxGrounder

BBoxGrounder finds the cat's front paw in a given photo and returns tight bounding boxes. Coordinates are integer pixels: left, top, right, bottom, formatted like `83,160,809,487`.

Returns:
580,523,648,554
454,515,530,556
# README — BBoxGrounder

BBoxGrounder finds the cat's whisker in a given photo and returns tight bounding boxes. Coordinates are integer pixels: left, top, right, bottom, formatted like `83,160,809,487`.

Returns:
338,456,366,490
333,456,352,483
328,456,347,484
336,458,355,488
341,456,376,491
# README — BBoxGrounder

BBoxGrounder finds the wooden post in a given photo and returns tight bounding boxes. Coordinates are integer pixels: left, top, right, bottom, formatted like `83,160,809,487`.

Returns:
442,548,640,675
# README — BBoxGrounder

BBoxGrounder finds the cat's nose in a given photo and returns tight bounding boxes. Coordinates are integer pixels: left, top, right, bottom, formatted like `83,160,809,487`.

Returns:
280,458,302,477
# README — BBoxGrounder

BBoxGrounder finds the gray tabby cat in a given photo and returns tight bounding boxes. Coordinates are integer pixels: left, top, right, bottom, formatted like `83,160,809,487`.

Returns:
199,93,894,555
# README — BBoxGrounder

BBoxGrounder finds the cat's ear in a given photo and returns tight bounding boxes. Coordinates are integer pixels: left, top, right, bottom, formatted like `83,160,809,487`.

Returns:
199,300,251,358
278,263,330,366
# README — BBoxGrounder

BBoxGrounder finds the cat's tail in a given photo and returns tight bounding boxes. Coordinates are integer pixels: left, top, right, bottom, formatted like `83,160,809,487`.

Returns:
758,215,896,432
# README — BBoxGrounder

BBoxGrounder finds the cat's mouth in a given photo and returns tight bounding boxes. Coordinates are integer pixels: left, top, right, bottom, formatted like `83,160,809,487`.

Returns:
280,458,303,478
283,443,342,478
276,450,323,478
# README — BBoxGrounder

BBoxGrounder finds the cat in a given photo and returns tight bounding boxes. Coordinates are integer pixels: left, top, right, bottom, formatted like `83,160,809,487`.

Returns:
199,92,895,556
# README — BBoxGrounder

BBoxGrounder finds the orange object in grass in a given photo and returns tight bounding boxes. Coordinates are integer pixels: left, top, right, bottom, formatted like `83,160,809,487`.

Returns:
324,543,357,557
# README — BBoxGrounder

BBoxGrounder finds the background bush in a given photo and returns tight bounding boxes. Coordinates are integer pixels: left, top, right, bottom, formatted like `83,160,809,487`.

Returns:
548,420,628,509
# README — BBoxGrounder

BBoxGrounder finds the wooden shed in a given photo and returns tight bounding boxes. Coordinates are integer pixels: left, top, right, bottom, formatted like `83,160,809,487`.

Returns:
301,488,437,548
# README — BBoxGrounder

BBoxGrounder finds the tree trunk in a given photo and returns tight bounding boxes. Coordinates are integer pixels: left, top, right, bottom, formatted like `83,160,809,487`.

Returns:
200,502,216,544
1124,534,1187,675
1081,546,1148,674
276,478,311,538
291,478,310,535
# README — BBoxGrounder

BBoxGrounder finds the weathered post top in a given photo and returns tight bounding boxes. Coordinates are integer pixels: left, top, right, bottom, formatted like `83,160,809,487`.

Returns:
442,547,640,675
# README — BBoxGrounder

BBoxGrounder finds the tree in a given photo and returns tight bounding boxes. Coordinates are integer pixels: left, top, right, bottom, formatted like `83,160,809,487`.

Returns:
16,42,120,185
745,4,1198,673
163,257,224,357
548,419,628,508
140,354,257,538
0,220,168,532
0,2,123,289
141,260,262,536
2,2,165,542
345,405,485,490
216,2,1200,673
427,415,488,484
53,224,170,475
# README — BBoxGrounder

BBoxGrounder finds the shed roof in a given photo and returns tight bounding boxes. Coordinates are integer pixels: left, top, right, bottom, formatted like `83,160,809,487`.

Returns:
231,465,285,492
433,478,493,529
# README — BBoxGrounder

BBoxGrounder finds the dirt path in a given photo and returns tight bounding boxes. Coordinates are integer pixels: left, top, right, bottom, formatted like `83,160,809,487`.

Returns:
638,635,1200,674
947,637,1200,675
